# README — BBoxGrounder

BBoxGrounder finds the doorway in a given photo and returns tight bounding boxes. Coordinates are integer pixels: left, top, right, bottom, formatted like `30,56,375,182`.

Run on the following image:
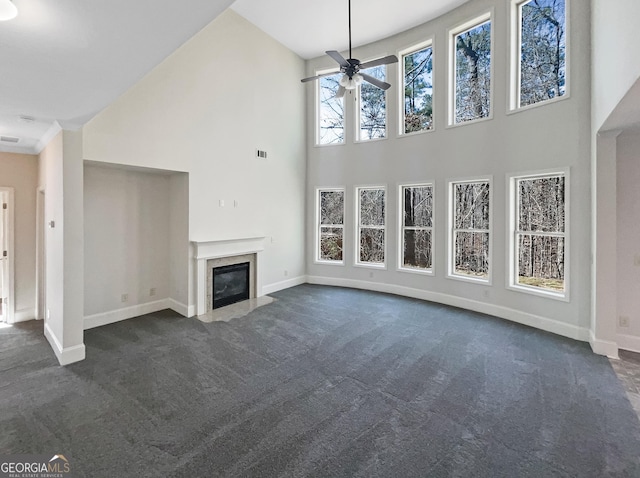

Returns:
0,187,14,324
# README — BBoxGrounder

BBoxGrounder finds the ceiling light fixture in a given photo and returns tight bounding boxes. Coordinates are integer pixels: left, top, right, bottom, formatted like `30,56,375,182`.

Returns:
0,0,17,21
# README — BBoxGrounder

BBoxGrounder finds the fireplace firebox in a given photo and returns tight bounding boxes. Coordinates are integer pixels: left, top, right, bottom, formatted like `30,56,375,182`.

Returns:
212,262,250,309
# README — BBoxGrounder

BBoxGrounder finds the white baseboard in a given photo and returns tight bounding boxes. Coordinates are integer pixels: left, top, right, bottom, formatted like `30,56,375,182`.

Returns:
307,276,590,343
262,275,307,295
13,307,36,323
44,322,85,366
617,333,640,354
84,299,171,330
168,299,190,317
589,330,620,358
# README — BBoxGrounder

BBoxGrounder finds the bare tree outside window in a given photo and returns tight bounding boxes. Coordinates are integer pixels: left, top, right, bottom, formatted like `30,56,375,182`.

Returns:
402,185,433,270
452,181,490,278
519,0,566,107
319,73,344,145
516,175,565,292
358,188,385,264
454,20,492,124
318,189,344,262
403,46,433,133
359,65,386,140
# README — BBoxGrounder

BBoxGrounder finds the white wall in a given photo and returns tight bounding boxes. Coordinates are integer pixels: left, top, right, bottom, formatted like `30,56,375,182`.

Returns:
82,9,307,300
592,0,640,131
306,0,592,341
39,130,86,364
616,130,640,352
0,152,38,321
84,165,179,319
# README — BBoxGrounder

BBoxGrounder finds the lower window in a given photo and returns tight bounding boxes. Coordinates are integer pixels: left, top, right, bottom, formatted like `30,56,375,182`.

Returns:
400,184,434,272
317,189,345,263
357,187,386,266
510,172,567,297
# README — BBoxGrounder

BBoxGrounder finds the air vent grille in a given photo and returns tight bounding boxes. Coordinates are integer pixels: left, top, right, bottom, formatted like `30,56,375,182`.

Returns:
256,149,268,159
0,136,19,143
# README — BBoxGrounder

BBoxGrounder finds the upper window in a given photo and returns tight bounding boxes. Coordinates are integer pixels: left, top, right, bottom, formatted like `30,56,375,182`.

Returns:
449,179,491,282
449,14,492,125
356,187,386,267
401,43,434,134
400,184,434,273
357,65,387,141
317,189,345,263
317,72,344,145
512,0,567,110
509,171,567,298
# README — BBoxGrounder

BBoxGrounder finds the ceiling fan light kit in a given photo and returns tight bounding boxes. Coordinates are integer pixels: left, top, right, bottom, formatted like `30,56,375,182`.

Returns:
301,0,398,94
0,0,18,21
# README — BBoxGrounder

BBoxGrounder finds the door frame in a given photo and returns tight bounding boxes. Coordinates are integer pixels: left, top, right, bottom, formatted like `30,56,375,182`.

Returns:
0,187,15,324
35,188,45,321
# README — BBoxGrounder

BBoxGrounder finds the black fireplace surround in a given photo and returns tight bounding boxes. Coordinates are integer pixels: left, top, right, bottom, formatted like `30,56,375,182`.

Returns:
212,262,250,309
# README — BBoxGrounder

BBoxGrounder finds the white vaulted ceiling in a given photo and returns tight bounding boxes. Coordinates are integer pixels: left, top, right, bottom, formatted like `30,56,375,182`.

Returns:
0,0,469,154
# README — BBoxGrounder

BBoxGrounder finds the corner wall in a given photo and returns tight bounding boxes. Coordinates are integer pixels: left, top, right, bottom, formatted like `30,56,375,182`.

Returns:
82,9,307,303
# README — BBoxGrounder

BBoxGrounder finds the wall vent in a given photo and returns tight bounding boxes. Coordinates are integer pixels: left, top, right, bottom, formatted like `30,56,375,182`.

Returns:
0,136,19,143
256,149,268,159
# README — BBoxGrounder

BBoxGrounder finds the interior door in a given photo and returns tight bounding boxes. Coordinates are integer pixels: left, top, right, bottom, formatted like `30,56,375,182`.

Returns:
0,191,7,322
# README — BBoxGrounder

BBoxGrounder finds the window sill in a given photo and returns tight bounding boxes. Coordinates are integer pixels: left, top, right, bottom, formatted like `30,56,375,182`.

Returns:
314,141,346,148
446,273,491,286
398,127,435,139
446,114,493,130
354,262,387,270
507,92,570,116
354,136,388,145
314,260,345,267
398,266,434,276
507,283,569,302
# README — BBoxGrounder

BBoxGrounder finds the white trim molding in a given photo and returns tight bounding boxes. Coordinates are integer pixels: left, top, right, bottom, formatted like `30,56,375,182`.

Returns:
192,236,266,316
589,330,619,359
617,334,640,354
84,299,173,330
44,322,86,366
307,275,590,344
262,276,307,296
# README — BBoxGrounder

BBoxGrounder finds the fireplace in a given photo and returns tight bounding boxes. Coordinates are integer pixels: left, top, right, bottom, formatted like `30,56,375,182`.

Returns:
213,262,250,309
193,237,265,316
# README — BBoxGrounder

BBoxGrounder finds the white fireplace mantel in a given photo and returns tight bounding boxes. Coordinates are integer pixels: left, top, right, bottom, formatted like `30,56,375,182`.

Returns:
193,237,266,316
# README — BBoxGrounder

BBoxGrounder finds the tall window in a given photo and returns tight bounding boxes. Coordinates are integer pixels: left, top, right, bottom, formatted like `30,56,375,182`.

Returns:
400,184,434,272
318,72,344,145
402,44,433,134
357,187,386,266
317,189,345,263
358,65,386,141
450,14,492,124
450,179,491,281
513,0,567,109
510,172,567,296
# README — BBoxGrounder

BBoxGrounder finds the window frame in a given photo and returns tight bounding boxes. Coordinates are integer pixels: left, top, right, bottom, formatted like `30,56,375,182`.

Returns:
315,187,346,266
355,62,389,143
447,10,495,128
508,0,570,114
447,176,493,284
355,185,387,269
315,67,346,147
398,39,435,137
506,168,570,301
398,182,435,276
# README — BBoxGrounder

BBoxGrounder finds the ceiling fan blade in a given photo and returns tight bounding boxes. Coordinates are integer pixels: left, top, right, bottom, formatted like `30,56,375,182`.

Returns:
359,55,399,70
326,50,349,68
301,71,340,83
335,86,346,99
360,73,392,91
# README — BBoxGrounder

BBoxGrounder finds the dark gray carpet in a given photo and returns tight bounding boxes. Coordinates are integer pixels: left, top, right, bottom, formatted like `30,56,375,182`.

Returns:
1,284,640,477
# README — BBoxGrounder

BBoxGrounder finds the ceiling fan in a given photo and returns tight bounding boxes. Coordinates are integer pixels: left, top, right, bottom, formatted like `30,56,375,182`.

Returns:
301,0,398,99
